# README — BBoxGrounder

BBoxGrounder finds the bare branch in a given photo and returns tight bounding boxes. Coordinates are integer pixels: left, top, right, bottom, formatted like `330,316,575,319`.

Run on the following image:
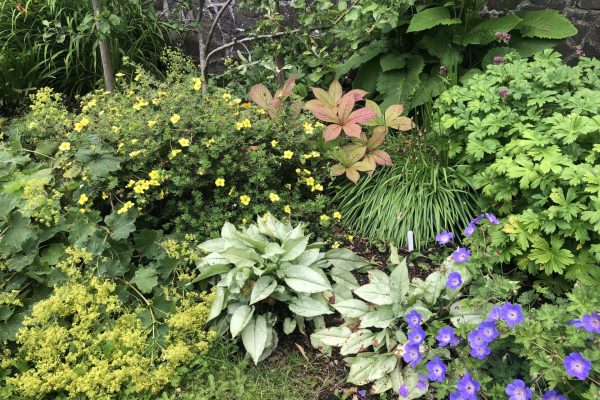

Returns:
205,0,236,52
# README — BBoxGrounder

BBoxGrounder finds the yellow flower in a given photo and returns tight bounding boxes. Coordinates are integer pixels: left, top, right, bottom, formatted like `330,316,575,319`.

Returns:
240,195,251,206
312,184,324,192
271,140,278,148
79,208,86,213
117,143,124,151
269,193,280,202
205,138,216,148
147,120,157,127
58,142,71,152
320,214,330,221
235,118,252,130
215,178,225,187
192,77,202,91
78,193,89,205
222,93,232,101
149,170,160,180
284,184,292,190
169,149,182,159
284,205,291,214
283,150,294,159
331,241,340,249
306,177,315,186
126,180,136,188
178,138,190,147
304,121,314,134
310,151,320,158
132,98,149,110
256,108,266,115
117,201,135,214
74,117,90,132
295,168,302,174
333,211,342,220
129,150,143,158
315,122,325,128
303,169,311,175
242,218,248,224
170,114,181,124
101,192,109,200
347,235,354,241
115,72,125,77
131,139,138,144
262,213,269,221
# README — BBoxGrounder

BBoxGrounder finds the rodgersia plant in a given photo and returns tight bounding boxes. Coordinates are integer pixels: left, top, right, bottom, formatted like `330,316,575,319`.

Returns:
196,215,370,364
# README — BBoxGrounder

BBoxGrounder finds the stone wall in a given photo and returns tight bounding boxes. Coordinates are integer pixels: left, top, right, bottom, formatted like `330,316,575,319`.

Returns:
484,0,600,61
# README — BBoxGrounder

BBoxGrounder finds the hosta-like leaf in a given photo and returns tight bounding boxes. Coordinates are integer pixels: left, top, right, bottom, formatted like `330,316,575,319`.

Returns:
346,354,397,385
311,327,352,346
283,317,296,335
230,305,254,338
281,265,331,293
250,276,278,304
241,315,269,364
332,299,370,318
207,287,226,322
341,329,376,355
289,296,333,317
359,307,396,329
354,283,392,305
389,255,409,304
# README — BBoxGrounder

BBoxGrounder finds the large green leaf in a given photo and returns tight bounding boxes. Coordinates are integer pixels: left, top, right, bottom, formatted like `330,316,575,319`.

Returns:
517,10,577,39
75,149,121,178
281,264,331,293
131,267,158,293
340,329,376,355
354,282,392,305
406,7,460,33
289,296,333,317
230,305,254,338
346,354,397,385
389,255,409,304
378,56,424,110
462,16,522,45
311,327,352,346
0,212,35,257
352,57,381,93
104,209,137,240
332,298,370,318
336,39,389,75
241,315,269,364
249,276,278,304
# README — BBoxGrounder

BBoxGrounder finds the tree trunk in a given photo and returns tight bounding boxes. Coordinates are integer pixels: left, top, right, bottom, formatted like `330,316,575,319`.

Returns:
91,0,115,92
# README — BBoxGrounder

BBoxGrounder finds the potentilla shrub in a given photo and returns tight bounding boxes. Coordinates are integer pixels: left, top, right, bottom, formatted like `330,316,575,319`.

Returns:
6,57,339,240
434,50,600,282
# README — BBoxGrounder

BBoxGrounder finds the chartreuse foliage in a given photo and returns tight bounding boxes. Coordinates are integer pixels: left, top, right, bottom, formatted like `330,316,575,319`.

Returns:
5,54,339,239
196,214,370,364
0,140,216,398
435,50,600,282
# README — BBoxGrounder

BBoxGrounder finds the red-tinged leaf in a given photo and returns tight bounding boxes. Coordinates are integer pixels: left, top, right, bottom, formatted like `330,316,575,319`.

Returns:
338,93,356,122
328,81,343,104
347,89,368,101
362,154,377,171
324,124,343,141
369,149,393,166
311,87,336,108
249,84,273,109
344,145,367,164
367,126,387,151
342,123,362,138
308,104,338,123
345,168,360,183
354,160,375,172
290,100,302,117
330,164,346,176
275,76,295,99
347,108,376,125
394,116,415,131
384,104,404,120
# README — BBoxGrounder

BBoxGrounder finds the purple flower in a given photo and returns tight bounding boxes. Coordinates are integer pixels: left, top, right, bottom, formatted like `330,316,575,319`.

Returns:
467,329,489,349
484,213,500,225
398,384,409,397
501,303,524,328
426,357,447,382
542,390,566,400
563,352,592,380
446,272,463,290
582,312,600,334
457,373,480,400
487,306,503,322
472,214,484,224
470,345,491,360
405,310,422,328
493,56,504,65
408,327,426,345
567,319,584,329
575,46,585,57
477,321,498,342
439,65,448,75
357,389,366,397
436,327,455,347
505,379,532,400
417,374,428,390
436,230,454,245
498,88,511,98
403,344,422,367
495,32,512,43
450,391,469,400
464,223,476,237
453,247,471,263
451,336,462,347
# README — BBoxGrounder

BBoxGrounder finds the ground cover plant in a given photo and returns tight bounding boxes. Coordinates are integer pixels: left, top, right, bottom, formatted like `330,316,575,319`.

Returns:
435,50,600,284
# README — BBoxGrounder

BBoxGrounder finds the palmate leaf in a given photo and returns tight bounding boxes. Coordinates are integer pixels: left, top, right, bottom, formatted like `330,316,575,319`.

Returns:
528,237,574,274
517,10,577,39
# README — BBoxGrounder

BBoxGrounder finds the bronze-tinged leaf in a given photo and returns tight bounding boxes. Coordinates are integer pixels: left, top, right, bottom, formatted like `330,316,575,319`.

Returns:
328,81,344,104
384,104,404,120
394,116,415,131
367,126,387,151
249,84,273,109
330,164,347,176
353,160,375,172
347,108,376,125
342,122,362,138
306,103,338,123
346,89,368,101
345,168,360,183
275,76,296,99
324,124,343,141
309,87,335,109
344,145,368,164
366,149,393,166
337,93,356,122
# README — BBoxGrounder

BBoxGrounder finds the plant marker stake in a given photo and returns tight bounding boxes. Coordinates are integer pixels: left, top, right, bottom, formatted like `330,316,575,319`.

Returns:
407,230,414,252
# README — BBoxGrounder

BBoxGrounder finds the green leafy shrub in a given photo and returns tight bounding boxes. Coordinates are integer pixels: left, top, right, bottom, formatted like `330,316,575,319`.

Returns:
5,58,338,239
0,0,171,109
435,50,600,282
196,215,370,364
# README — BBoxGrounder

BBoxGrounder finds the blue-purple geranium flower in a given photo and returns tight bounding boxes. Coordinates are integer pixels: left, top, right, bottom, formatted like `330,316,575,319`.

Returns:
501,303,524,328
436,326,455,347
505,379,532,400
436,230,454,245
426,357,447,382
453,247,471,263
446,271,463,290
405,310,422,328
564,352,592,380
542,390,566,400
